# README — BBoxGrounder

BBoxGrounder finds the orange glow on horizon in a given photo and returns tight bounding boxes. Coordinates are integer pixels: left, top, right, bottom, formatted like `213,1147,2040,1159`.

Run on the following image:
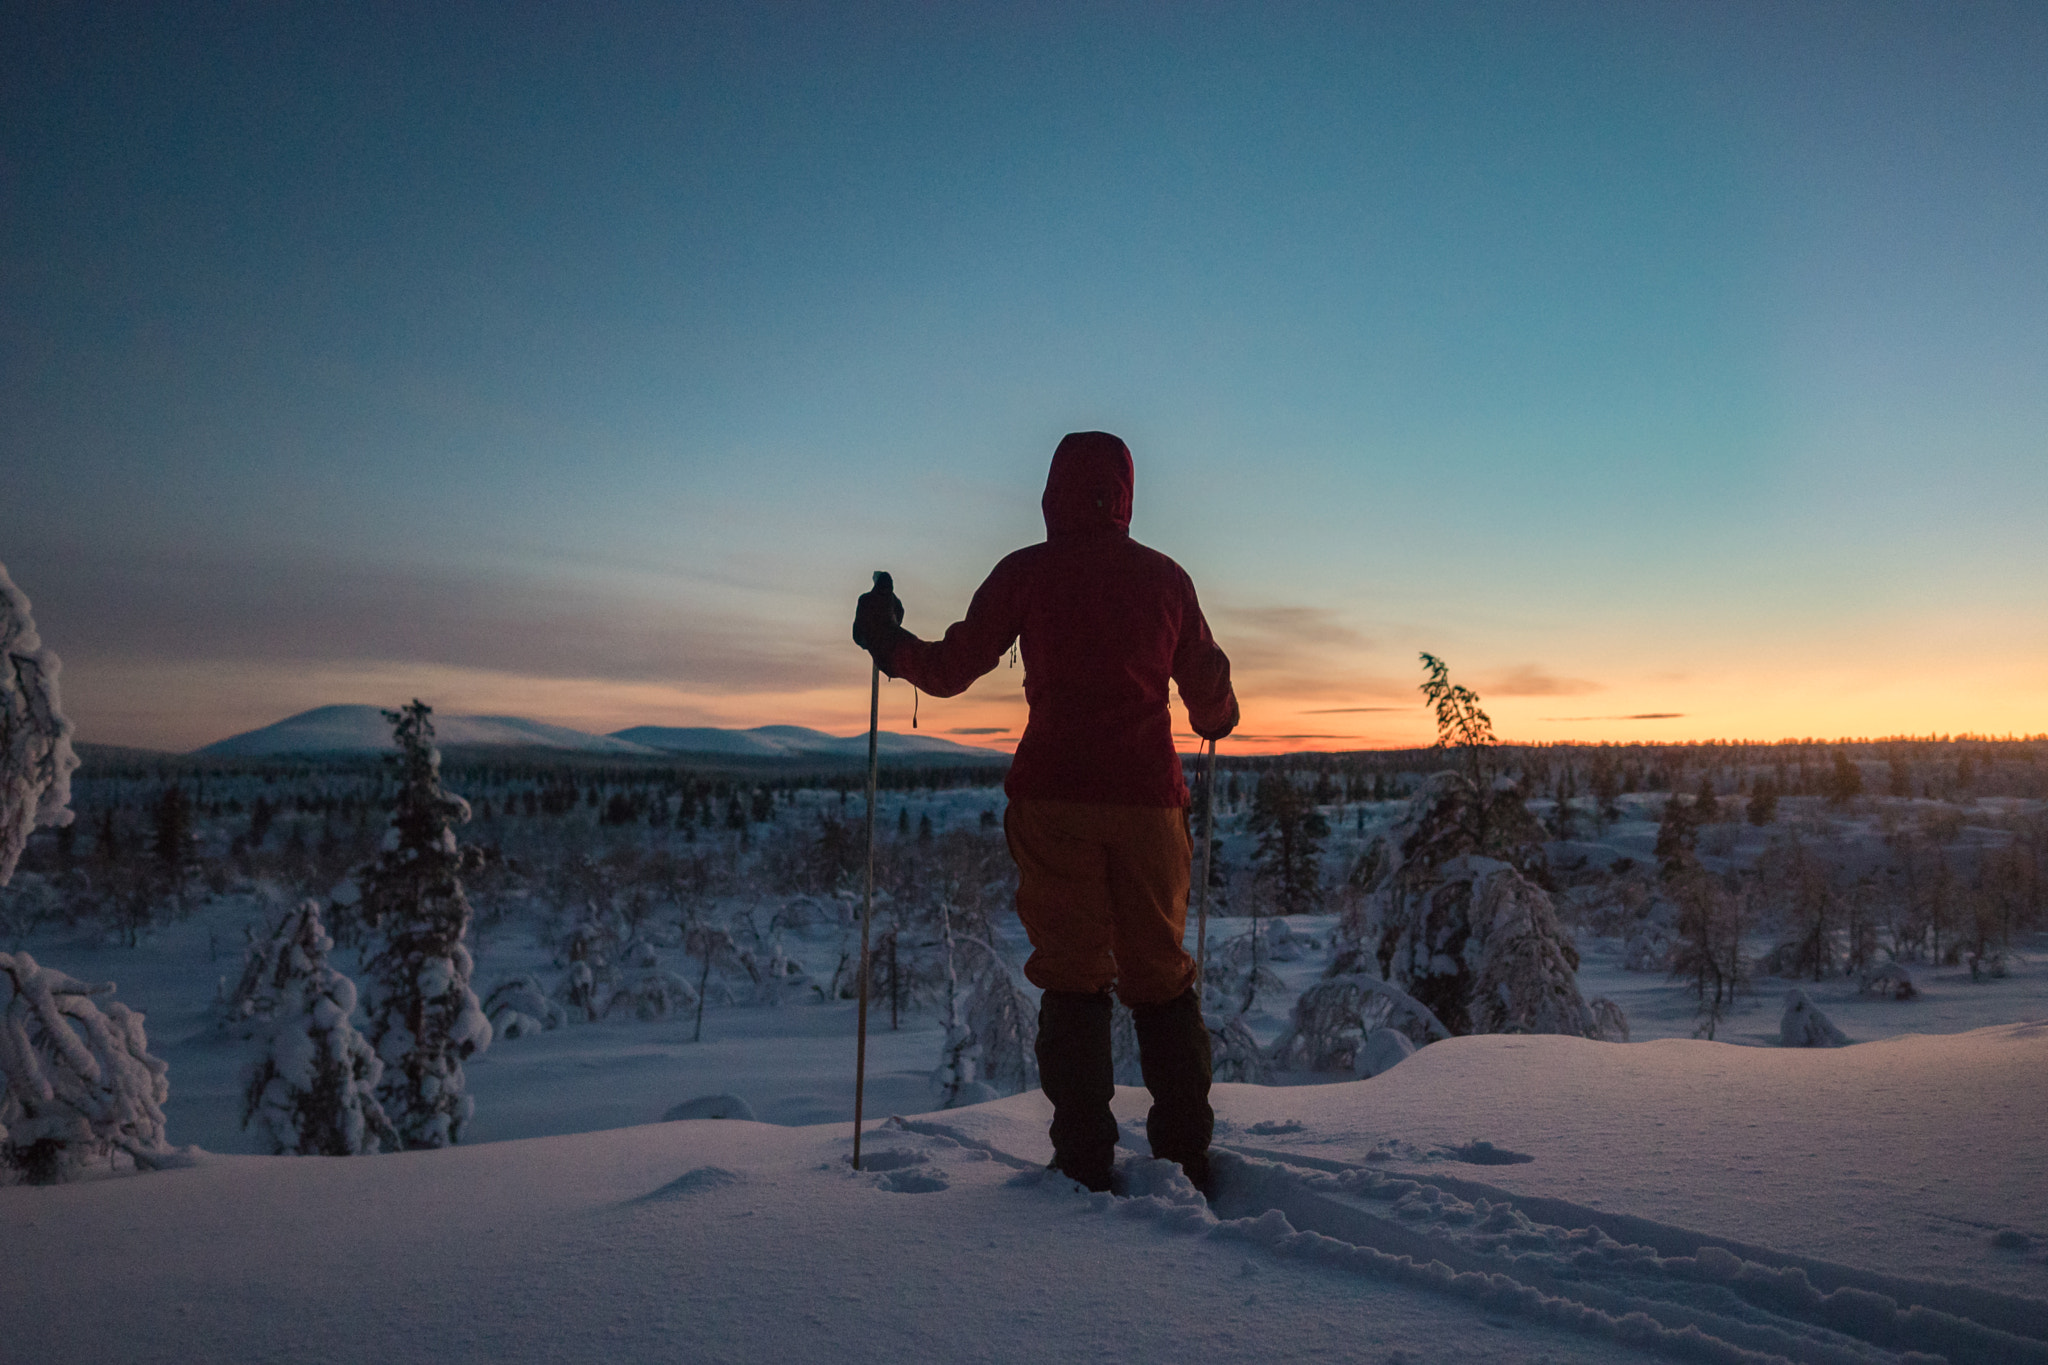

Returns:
63,648,2048,758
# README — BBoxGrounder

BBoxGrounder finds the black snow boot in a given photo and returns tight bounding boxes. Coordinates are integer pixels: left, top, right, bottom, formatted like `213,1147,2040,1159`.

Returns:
1036,989,1118,1192
1132,985,1215,1197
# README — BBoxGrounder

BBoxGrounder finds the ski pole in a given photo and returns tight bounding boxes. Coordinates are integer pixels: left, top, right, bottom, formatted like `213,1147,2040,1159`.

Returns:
852,570,889,1171
1194,736,1218,1012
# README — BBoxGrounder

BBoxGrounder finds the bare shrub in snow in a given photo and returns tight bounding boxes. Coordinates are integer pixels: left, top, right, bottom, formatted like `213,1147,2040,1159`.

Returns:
1758,834,1842,981
0,562,78,888
1207,1013,1272,1083
358,702,491,1148
0,951,178,1183
1780,988,1848,1047
1667,868,1749,1039
241,901,398,1156
931,906,1037,1107
1203,918,1290,1017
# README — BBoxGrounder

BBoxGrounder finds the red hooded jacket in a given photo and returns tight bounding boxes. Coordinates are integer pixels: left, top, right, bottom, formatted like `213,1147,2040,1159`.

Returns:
880,432,1238,807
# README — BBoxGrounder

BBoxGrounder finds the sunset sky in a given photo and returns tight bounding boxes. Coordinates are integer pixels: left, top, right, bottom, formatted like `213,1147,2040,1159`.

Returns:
4,2,2044,754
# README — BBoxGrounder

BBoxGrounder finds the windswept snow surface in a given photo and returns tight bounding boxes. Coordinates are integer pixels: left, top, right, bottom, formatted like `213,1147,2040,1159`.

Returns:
7,1027,2046,1364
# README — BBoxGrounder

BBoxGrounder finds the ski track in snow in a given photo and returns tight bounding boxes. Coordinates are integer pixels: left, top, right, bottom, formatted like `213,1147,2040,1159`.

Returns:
887,1117,2048,1365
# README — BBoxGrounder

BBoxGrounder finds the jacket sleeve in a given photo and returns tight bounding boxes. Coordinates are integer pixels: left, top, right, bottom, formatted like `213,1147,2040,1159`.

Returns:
883,559,1023,699
1171,578,1239,741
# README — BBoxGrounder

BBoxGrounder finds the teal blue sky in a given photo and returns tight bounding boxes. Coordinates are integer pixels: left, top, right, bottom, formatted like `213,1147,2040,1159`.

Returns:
4,2,2044,750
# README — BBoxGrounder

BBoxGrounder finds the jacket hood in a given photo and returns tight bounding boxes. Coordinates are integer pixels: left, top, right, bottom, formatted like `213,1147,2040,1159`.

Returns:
1042,431,1134,538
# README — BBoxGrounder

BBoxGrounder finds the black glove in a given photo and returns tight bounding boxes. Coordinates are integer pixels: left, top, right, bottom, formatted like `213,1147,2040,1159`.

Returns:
852,571,906,660
1193,696,1240,743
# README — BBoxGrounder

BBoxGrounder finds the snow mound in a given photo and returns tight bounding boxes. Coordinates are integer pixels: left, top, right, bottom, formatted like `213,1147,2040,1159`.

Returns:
663,1093,756,1122
634,1166,740,1201
1781,987,1850,1047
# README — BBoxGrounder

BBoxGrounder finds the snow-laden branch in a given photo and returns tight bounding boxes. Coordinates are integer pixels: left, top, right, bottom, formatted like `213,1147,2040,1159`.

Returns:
0,562,78,887
1,951,182,1182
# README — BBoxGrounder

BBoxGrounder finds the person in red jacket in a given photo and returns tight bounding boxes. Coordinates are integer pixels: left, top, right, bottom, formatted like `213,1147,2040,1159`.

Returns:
853,430,1238,1194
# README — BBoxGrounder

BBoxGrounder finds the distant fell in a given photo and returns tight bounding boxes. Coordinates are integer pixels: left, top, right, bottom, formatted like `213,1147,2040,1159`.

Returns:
198,705,661,757
195,706,1007,765
610,724,1001,764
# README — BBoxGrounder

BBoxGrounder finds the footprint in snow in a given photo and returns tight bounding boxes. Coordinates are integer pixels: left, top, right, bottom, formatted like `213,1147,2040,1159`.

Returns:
1439,1140,1534,1166
852,1147,951,1193
853,1148,930,1172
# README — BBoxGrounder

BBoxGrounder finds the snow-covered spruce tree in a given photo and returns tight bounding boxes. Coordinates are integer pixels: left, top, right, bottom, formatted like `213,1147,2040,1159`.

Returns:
552,897,623,1022
358,701,491,1149
1247,771,1329,916
0,561,78,888
1331,654,1624,1041
0,951,178,1183
241,901,398,1156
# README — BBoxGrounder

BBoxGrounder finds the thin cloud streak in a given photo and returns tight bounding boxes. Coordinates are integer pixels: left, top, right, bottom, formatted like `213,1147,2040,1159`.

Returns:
1211,606,1395,702
1301,706,1404,714
1483,665,1602,698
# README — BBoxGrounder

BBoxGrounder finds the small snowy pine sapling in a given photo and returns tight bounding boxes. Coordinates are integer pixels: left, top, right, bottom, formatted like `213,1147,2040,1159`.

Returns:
553,898,622,1022
482,972,569,1038
242,901,398,1156
0,562,78,888
606,935,700,1021
1779,988,1848,1047
359,702,492,1149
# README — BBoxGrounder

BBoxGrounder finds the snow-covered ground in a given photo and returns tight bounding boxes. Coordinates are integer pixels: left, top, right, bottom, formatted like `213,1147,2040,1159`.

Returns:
7,778,2048,1362
6,1024,2045,1364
